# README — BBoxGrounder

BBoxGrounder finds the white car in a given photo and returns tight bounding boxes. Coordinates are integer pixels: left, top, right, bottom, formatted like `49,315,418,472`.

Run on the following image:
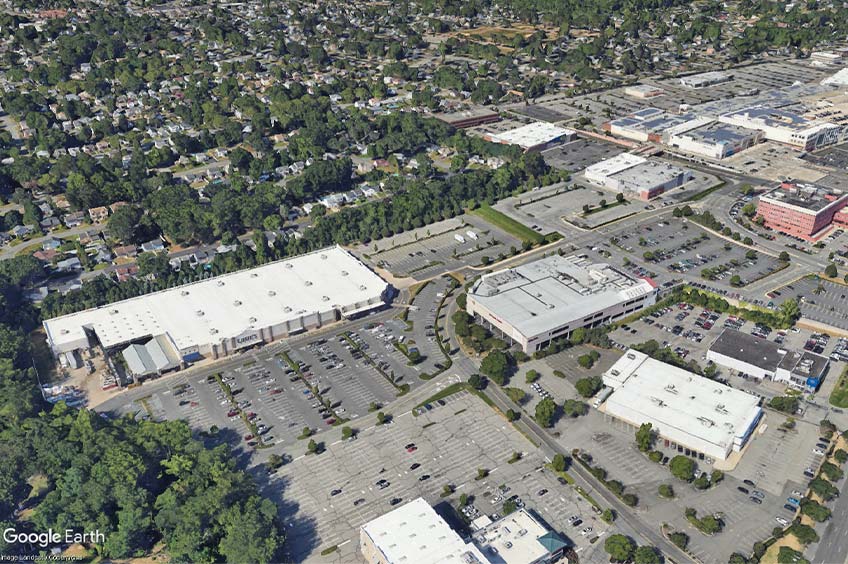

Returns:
775,516,790,527
580,527,593,536
813,448,826,456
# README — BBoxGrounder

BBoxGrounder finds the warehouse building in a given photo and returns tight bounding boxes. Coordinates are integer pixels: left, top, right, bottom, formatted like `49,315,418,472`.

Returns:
604,107,696,143
755,181,848,241
584,153,693,200
624,84,665,99
602,349,763,461
707,329,829,392
718,107,842,150
665,117,763,159
485,122,576,152
44,246,390,363
434,107,501,129
467,255,657,353
360,497,568,564
679,71,733,88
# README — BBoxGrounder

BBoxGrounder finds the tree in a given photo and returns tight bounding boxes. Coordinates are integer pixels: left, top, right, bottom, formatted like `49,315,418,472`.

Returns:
669,532,689,550
658,484,675,498
525,370,540,384
826,263,838,278
777,547,809,564
834,449,848,464
788,523,819,545
809,478,839,501
616,193,625,203
604,534,635,562
769,396,799,414
562,399,588,418
669,456,695,481
307,439,318,454
476,468,489,480
468,373,486,390
601,508,616,523
821,461,844,482
635,423,655,452
779,251,790,262
506,408,519,421
634,546,661,564
729,553,749,564
341,426,354,440
800,498,831,522
376,411,387,425
107,205,144,243
481,350,511,385
552,453,569,472
575,376,603,398
535,397,557,427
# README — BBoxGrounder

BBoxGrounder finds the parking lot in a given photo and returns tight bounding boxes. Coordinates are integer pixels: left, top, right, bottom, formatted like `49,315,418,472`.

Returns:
774,276,848,331
265,392,612,563
542,139,624,172
363,214,522,279
404,277,451,375
609,217,785,291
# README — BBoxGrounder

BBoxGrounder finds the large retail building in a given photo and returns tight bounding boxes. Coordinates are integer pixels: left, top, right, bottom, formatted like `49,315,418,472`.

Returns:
44,246,390,364
466,255,657,353
602,349,763,461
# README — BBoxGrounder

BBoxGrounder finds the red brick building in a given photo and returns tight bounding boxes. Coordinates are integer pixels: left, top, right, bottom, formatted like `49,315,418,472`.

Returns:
756,182,848,241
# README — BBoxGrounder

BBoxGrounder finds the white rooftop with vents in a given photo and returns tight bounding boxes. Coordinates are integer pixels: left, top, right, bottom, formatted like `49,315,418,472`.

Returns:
602,349,762,460
44,246,388,356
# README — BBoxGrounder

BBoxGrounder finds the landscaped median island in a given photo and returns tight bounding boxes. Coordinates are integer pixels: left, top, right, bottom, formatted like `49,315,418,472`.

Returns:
471,203,558,246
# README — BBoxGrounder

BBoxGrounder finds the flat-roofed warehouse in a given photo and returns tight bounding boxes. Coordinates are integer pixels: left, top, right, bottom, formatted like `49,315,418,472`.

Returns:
602,349,763,461
484,122,576,152
466,255,657,353
44,246,390,363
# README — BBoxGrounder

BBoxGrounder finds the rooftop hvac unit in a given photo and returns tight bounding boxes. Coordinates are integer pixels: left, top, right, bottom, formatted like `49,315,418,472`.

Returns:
209,328,218,334
698,416,715,427
664,384,678,394
60,329,69,334
233,300,242,306
110,309,119,314
322,296,330,301
304,281,312,286
341,270,348,276
268,290,276,296
611,369,620,376
320,254,327,259
283,306,292,312
181,290,190,296
626,353,636,360
360,285,367,290
249,316,257,323
217,280,225,286
285,263,293,268
196,310,204,316
250,273,258,278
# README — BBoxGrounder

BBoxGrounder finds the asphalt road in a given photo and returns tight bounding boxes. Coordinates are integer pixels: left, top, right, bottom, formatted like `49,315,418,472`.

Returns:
812,475,848,564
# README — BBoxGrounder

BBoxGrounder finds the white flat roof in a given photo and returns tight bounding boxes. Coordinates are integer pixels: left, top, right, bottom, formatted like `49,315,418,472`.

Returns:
585,153,646,178
489,122,575,149
604,350,762,457
361,498,490,564
44,246,388,354
473,509,562,564
469,255,655,338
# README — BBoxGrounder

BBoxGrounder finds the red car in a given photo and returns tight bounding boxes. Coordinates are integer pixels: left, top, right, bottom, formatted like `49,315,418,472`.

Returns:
247,412,258,420
270,389,282,395
244,434,254,441
325,418,336,425
227,410,238,417
406,445,417,453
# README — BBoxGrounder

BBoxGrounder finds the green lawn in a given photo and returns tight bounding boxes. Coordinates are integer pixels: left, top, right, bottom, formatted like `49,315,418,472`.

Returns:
830,366,848,408
472,204,545,244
